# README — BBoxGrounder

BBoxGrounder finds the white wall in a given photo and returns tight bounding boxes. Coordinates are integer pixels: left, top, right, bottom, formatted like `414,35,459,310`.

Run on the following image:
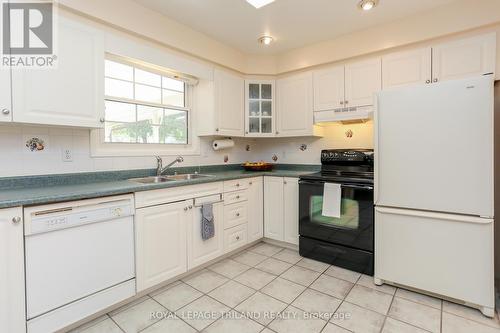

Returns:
0,125,254,177
251,122,374,164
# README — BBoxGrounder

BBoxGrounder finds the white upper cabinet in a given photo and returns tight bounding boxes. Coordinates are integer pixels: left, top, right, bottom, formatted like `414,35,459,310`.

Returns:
245,80,275,137
215,69,245,136
382,48,432,89
11,15,104,128
196,68,244,137
0,207,26,333
432,33,496,82
313,65,344,111
0,68,11,122
344,58,382,108
276,72,314,137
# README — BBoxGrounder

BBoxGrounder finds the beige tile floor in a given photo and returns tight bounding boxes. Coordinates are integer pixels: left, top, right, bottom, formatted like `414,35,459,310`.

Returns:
72,242,500,333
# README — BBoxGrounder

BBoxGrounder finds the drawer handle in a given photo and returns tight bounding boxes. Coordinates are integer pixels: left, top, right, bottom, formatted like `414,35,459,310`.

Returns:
236,236,240,240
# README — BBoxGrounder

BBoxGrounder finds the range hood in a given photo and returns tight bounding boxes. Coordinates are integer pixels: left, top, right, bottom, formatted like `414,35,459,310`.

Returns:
314,105,373,124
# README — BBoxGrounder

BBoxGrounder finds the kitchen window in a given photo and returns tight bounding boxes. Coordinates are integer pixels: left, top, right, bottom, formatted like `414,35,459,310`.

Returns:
104,57,189,145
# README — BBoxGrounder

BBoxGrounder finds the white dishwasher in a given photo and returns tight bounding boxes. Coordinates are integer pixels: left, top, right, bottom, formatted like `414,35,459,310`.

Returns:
24,194,136,333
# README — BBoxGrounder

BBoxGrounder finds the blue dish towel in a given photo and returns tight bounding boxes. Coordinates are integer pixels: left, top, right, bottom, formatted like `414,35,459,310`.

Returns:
201,204,215,240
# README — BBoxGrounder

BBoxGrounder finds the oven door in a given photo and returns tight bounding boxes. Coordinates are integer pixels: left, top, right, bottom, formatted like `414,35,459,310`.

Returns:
299,180,374,252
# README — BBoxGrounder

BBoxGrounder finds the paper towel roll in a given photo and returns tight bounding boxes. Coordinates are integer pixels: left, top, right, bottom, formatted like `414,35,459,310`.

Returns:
212,139,235,151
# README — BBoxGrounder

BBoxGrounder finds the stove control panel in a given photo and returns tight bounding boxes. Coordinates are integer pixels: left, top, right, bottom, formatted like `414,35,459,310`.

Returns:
321,149,373,164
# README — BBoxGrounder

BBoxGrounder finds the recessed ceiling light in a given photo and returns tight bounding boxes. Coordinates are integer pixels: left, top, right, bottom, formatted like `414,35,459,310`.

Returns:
258,36,274,45
358,0,379,11
246,0,275,9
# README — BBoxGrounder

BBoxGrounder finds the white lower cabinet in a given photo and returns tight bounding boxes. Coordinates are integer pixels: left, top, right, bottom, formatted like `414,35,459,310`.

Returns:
0,207,26,333
247,177,264,242
264,177,299,245
224,224,248,253
187,202,224,270
135,200,190,292
283,178,299,245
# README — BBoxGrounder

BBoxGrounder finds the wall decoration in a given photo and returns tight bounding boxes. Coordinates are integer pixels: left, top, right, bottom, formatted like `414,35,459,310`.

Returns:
299,144,307,151
245,144,251,151
272,154,278,162
25,136,47,152
345,129,354,138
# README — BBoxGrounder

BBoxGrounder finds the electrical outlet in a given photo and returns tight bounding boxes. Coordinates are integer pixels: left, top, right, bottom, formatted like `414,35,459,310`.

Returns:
62,148,73,162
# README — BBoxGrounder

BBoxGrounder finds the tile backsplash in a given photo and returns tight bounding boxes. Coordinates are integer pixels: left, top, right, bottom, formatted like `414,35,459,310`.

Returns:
0,122,373,177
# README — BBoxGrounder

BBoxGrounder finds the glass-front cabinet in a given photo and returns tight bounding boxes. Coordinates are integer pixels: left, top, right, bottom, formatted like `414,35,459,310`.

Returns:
245,80,275,137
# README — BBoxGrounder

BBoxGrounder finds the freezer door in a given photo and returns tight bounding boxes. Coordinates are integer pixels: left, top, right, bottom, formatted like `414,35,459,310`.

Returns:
375,76,494,217
375,207,494,309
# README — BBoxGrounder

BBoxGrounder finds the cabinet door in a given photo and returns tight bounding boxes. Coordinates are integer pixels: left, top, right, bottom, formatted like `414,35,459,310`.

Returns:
0,207,26,333
11,15,104,127
276,72,314,137
187,202,224,269
247,177,264,242
0,67,12,122
136,200,189,292
432,33,496,82
245,80,275,137
283,178,299,245
345,58,381,107
264,177,284,241
382,48,432,89
214,69,244,136
313,65,344,111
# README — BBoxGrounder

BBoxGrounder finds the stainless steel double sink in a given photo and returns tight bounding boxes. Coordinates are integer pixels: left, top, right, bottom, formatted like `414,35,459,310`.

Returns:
129,173,215,184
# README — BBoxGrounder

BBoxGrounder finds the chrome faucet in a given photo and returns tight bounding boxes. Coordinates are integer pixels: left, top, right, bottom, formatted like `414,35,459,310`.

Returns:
155,156,184,176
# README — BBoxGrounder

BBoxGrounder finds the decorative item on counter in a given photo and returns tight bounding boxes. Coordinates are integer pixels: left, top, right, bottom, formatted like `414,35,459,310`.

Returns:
242,161,275,171
272,154,278,162
212,139,235,151
245,144,251,151
299,144,307,151
25,137,46,152
224,155,229,163
345,129,353,138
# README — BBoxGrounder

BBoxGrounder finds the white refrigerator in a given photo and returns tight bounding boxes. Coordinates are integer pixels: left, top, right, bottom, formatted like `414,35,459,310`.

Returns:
374,75,495,317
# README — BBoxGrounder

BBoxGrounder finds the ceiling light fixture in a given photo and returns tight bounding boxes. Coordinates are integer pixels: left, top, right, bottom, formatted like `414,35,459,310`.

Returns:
358,0,379,11
246,0,275,9
258,35,274,45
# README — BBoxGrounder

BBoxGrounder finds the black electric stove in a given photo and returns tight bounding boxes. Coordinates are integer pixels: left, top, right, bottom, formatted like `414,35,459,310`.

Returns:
299,149,375,275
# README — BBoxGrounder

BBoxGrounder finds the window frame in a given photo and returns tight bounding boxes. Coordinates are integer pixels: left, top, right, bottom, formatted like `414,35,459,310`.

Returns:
90,55,200,157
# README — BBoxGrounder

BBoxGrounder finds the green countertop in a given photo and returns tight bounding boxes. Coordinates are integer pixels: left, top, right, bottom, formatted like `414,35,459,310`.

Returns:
0,167,318,208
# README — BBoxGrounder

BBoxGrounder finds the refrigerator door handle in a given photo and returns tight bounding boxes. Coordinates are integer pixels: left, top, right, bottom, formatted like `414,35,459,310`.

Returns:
375,206,493,224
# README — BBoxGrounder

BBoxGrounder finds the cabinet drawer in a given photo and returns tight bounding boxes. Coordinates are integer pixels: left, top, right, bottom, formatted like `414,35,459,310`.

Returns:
224,224,247,253
224,179,249,193
224,202,248,229
223,190,248,205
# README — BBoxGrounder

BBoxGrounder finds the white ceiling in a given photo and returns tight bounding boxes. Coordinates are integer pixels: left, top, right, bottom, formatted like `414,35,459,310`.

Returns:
133,0,458,55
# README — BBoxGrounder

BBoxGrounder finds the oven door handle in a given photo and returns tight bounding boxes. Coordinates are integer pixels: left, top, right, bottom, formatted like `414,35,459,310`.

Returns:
299,180,373,190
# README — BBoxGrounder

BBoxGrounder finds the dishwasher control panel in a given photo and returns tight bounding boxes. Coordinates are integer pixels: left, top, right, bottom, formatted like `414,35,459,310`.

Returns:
24,195,134,236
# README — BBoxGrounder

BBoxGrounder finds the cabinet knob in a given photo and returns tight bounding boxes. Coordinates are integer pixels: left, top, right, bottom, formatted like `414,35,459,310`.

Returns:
184,207,188,211
433,78,438,83
188,205,193,209
2,108,10,115
236,212,240,217
236,183,240,187
245,131,249,134
425,80,431,84
215,128,219,132
340,101,344,105
284,181,287,184
276,131,279,134
99,117,105,123
249,182,253,185
236,195,240,199
236,236,240,240
12,216,21,224
345,100,349,104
